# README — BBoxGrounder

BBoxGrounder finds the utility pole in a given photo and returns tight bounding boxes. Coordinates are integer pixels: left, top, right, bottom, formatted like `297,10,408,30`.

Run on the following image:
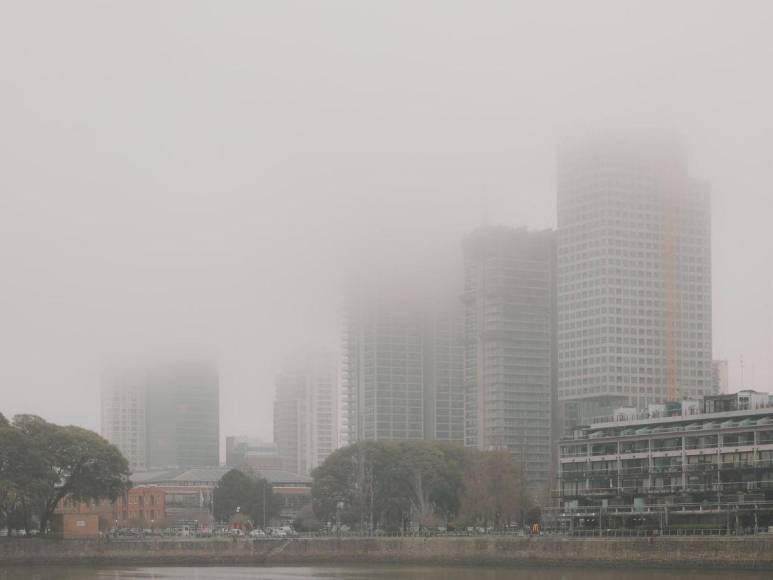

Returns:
262,482,267,529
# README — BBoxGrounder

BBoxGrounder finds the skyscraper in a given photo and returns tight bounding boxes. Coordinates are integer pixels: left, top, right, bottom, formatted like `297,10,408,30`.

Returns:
557,133,713,428
273,349,338,475
101,366,147,472
145,358,220,469
101,354,220,471
342,298,425,443
423,312,466,443
462,226,556,490
342,290,465,446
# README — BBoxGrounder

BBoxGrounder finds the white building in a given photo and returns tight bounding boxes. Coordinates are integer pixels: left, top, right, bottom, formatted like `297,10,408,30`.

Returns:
273,349,339,475
557,132,714,428
101,366,147,472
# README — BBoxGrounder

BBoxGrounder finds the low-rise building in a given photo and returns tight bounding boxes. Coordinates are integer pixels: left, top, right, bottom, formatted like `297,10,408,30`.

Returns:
54,466,313,532
550,391,773,534
52,513,100,539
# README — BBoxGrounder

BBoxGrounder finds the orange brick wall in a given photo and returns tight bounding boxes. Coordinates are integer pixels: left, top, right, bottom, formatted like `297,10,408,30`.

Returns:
60,513,99,539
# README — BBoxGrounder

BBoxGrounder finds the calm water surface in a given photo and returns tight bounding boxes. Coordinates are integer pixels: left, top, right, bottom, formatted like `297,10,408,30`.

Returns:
0,567,770,580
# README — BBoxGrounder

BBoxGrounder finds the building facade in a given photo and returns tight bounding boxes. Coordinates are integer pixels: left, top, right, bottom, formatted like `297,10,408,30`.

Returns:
343,298,424,443
462,226,556,490
552,391,773,533
101,367,147,472
225,436,281,470
557,134,714,429
56,467,312,530
424,312,466,443
145,358,220,469
101,355,220,471
273,349,339,475
342,291,465,446
57,486,166,529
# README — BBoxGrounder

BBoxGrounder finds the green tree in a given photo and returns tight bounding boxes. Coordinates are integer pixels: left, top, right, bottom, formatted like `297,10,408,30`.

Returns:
293,503,321,532
12,414,131,533
403,442,465,529
312,441,473,532
213,468,276,528
0,419,41,532
456,450,526,529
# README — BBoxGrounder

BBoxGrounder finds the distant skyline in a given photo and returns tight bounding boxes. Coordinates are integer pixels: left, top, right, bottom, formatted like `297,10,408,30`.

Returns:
1,1,771,443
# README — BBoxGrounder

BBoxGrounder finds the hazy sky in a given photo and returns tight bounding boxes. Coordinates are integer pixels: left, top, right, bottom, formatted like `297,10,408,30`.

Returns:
1,1,772,444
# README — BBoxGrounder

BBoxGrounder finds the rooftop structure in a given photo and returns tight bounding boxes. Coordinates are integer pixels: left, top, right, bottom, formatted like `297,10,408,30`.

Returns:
225,436,281,470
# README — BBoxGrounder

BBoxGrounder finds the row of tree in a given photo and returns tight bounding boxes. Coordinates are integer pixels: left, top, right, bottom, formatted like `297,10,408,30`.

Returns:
0,413,131,534
311,441,534,532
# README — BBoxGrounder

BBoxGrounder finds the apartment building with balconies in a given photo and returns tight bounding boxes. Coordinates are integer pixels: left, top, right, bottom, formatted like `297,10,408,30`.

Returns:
551,391,773,533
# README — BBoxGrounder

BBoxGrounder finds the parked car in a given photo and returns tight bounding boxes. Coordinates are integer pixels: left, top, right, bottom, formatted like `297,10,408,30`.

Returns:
249,528,267,538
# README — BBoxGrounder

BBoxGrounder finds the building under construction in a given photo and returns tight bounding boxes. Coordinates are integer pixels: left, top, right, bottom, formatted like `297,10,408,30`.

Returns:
547,391,773,534
462,226,556,491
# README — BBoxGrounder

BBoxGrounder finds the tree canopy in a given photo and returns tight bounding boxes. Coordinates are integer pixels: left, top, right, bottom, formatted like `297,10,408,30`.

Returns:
213,468,278,528
0,413,131,533
311,441,529,532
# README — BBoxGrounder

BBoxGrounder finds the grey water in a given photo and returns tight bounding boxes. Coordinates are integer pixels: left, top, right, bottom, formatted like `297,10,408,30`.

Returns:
0,567,770,580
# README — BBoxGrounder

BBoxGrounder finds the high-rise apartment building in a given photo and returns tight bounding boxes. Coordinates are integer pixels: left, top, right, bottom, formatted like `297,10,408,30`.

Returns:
145,358,220,469
342,290,465,446
101,355,220,471
273,349,338,475
424,313,466,443
557,133,713,428
101,367,147,472
343,299,425,443
462,226,556,490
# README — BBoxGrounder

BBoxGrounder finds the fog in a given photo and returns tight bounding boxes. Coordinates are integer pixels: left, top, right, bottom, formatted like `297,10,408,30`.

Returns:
1,1,771,444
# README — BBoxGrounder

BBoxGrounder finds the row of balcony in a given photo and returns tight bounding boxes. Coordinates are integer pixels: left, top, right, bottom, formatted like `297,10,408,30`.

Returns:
562,438,773,458
561,459,773,477
559,480,773,497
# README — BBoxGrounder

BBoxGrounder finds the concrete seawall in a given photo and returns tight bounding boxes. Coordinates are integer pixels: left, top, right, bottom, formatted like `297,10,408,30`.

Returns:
2,536,773,570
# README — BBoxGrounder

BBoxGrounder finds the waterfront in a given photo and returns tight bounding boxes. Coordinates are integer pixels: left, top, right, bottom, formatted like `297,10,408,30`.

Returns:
1,568,773,580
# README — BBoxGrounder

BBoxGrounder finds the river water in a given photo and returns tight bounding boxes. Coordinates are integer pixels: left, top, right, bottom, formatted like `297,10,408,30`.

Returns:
0,567,770,580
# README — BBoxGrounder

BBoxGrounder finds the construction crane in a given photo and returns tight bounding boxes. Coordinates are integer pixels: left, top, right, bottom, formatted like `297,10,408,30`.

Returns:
665,198,677,402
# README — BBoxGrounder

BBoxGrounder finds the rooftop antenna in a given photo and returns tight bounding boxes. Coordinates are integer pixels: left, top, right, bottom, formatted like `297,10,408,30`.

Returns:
740,355,745,389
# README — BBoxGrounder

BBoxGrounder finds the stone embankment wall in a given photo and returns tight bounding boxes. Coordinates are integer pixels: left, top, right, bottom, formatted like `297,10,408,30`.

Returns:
2,536,773,570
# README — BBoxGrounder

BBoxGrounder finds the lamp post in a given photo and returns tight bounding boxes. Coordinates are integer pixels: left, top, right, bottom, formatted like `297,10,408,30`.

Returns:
263,483,267,530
